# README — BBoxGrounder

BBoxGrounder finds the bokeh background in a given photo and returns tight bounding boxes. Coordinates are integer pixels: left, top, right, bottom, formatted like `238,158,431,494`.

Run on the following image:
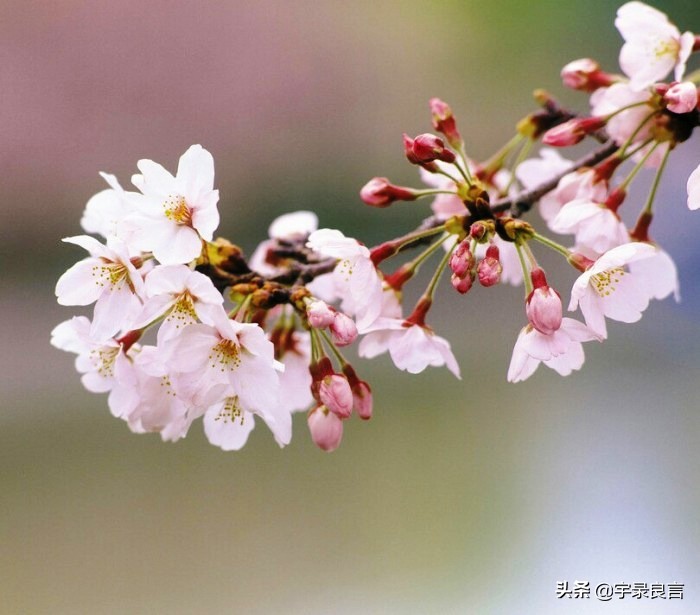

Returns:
2,0,700,613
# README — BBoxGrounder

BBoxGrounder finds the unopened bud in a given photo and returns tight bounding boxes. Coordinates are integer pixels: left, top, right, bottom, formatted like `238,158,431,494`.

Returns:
360,177,418,207
429,97,463,148
329,312,358,346
318,374,353,419
469,220,494,242
560,58,617,92
526,269,562,335
307,299,335,329
410,133,456,164
477,245,502,287
352,380,373,420
451,272,473,295
449,239,474,278
542,117,606,147
307,406,344,452
664,82,699,114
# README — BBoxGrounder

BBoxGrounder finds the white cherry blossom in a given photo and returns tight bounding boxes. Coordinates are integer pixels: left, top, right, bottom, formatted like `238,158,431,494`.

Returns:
569,241,670,338
538,168,608,224
55,235,145,341
81,173,140,243
551,198,630,255
507,318,598,383
129,144,220,265
615,1,695,91
306,228,383,330
132,264,224,341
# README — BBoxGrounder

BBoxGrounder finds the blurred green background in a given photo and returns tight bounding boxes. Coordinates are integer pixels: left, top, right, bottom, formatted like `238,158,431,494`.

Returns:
2,0,700,613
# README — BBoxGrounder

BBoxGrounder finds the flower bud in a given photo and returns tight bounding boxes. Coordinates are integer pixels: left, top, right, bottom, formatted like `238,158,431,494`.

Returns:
360,177,418,207
319,374,353,419
410,133,457,164
429,97,463,148
542,117,606,147
477,245,502,287
526,269,562,335
560,58,617,92
352,380,373,420
449,239,474,278
307,406,344,452
306,299,335,329
329,312,358,346
664,82,699,114
451,272,473,295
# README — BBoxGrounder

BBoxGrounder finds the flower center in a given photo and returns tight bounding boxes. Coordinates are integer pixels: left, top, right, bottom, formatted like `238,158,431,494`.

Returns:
654,37,679,60
591,267,625,297
89,346,120,378
163,195,192,225
209,338,242,372
92,261,128,289
214,396,245,425
166,292,197,329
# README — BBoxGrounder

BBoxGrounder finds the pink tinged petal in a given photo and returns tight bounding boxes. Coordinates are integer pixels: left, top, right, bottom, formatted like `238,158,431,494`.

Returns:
152,225,203,266
229,354,280,415
144,265,191,297
62,234,113,258
132,294,176,330
164,323,221,372
203,401,256,451
349,259,383,330
688,165,700,211
186,270,223,304
598,272,650,323
81,370,114,394
675,32,695,81
560,318,600,343
50,317,92,354
543,342,585,376
507,328,540,383
578,290,608,339
256,403,292,448
176,145,215,202
628,247,680,302
278,346,314,414
190,192,220,241
91,284,141,341
307,229,369,260
307,407,343,452
55,259,105,306
81,188,123,237
136,158,176,198
358,330,394,359
108,381,141,420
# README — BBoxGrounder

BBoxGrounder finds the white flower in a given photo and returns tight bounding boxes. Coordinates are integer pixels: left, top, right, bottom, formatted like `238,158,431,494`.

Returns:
569,242,672,338
551,198,630,256
130,144,219,265
132,264,224,341
359,317,461,378
163,315,291,448
539,168,608,224
688,164,700,211
590,83,653,146
615,1,695,91
507,318,598,383
55,235,145,341
516,148,572,191
306,228,383,330
81,173,140,243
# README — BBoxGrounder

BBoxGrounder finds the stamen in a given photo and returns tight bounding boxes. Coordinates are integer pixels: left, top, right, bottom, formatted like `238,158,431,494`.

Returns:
591,267,625,297
214,396,245,425
208,338,242,373
166,292,197,329
163,195,192,225
89,346,120,378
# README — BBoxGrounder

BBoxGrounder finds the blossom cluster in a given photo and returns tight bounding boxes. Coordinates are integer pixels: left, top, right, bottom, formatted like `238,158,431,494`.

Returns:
53,2,699,452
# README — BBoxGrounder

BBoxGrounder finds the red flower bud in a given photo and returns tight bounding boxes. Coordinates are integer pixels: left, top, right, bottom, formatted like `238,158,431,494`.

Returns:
542,117,606,147
449,239,474,278
329,312,358,346
477,245,502,287
429,97,463,148
526,269,562,335
360,177,418,207
319,374,354,419
410,133,456,164
451,272,473,295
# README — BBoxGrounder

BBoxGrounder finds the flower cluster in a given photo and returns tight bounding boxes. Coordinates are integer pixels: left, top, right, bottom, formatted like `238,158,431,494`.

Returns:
54,2,699,452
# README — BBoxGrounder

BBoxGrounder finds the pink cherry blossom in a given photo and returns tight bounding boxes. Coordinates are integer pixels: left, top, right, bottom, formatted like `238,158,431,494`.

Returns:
538,168,608,225
318,374,353,419
526,286,563,336
687,164,700,210
551,198,630,255
516,148,572,192
590,83,653,146
80,172,140,243
132,264,224,340
55,235,146,341
507,318,599,383
615,1,695,91
129,144,220,265
359,317,461,378
306,228,383,330
569,242,672,338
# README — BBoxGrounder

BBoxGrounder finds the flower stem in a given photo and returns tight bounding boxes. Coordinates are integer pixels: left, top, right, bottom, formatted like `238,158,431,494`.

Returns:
318,329,348,367
641,143,671,215
515,240,533,297
531,233,571,259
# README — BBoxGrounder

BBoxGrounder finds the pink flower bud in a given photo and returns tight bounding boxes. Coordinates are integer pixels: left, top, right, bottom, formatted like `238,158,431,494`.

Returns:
542,117,606,147
410,133,457,164
449,239,474,278
307,406,344,452
429,97,463,148
526,269,562,335
330,312,358,346
307,300,335,329
352,380,373,420
477,245,502,287
451,272,473,295
319,374,353,419
560,58,617,92
360,177,418,207
664,82,698,114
